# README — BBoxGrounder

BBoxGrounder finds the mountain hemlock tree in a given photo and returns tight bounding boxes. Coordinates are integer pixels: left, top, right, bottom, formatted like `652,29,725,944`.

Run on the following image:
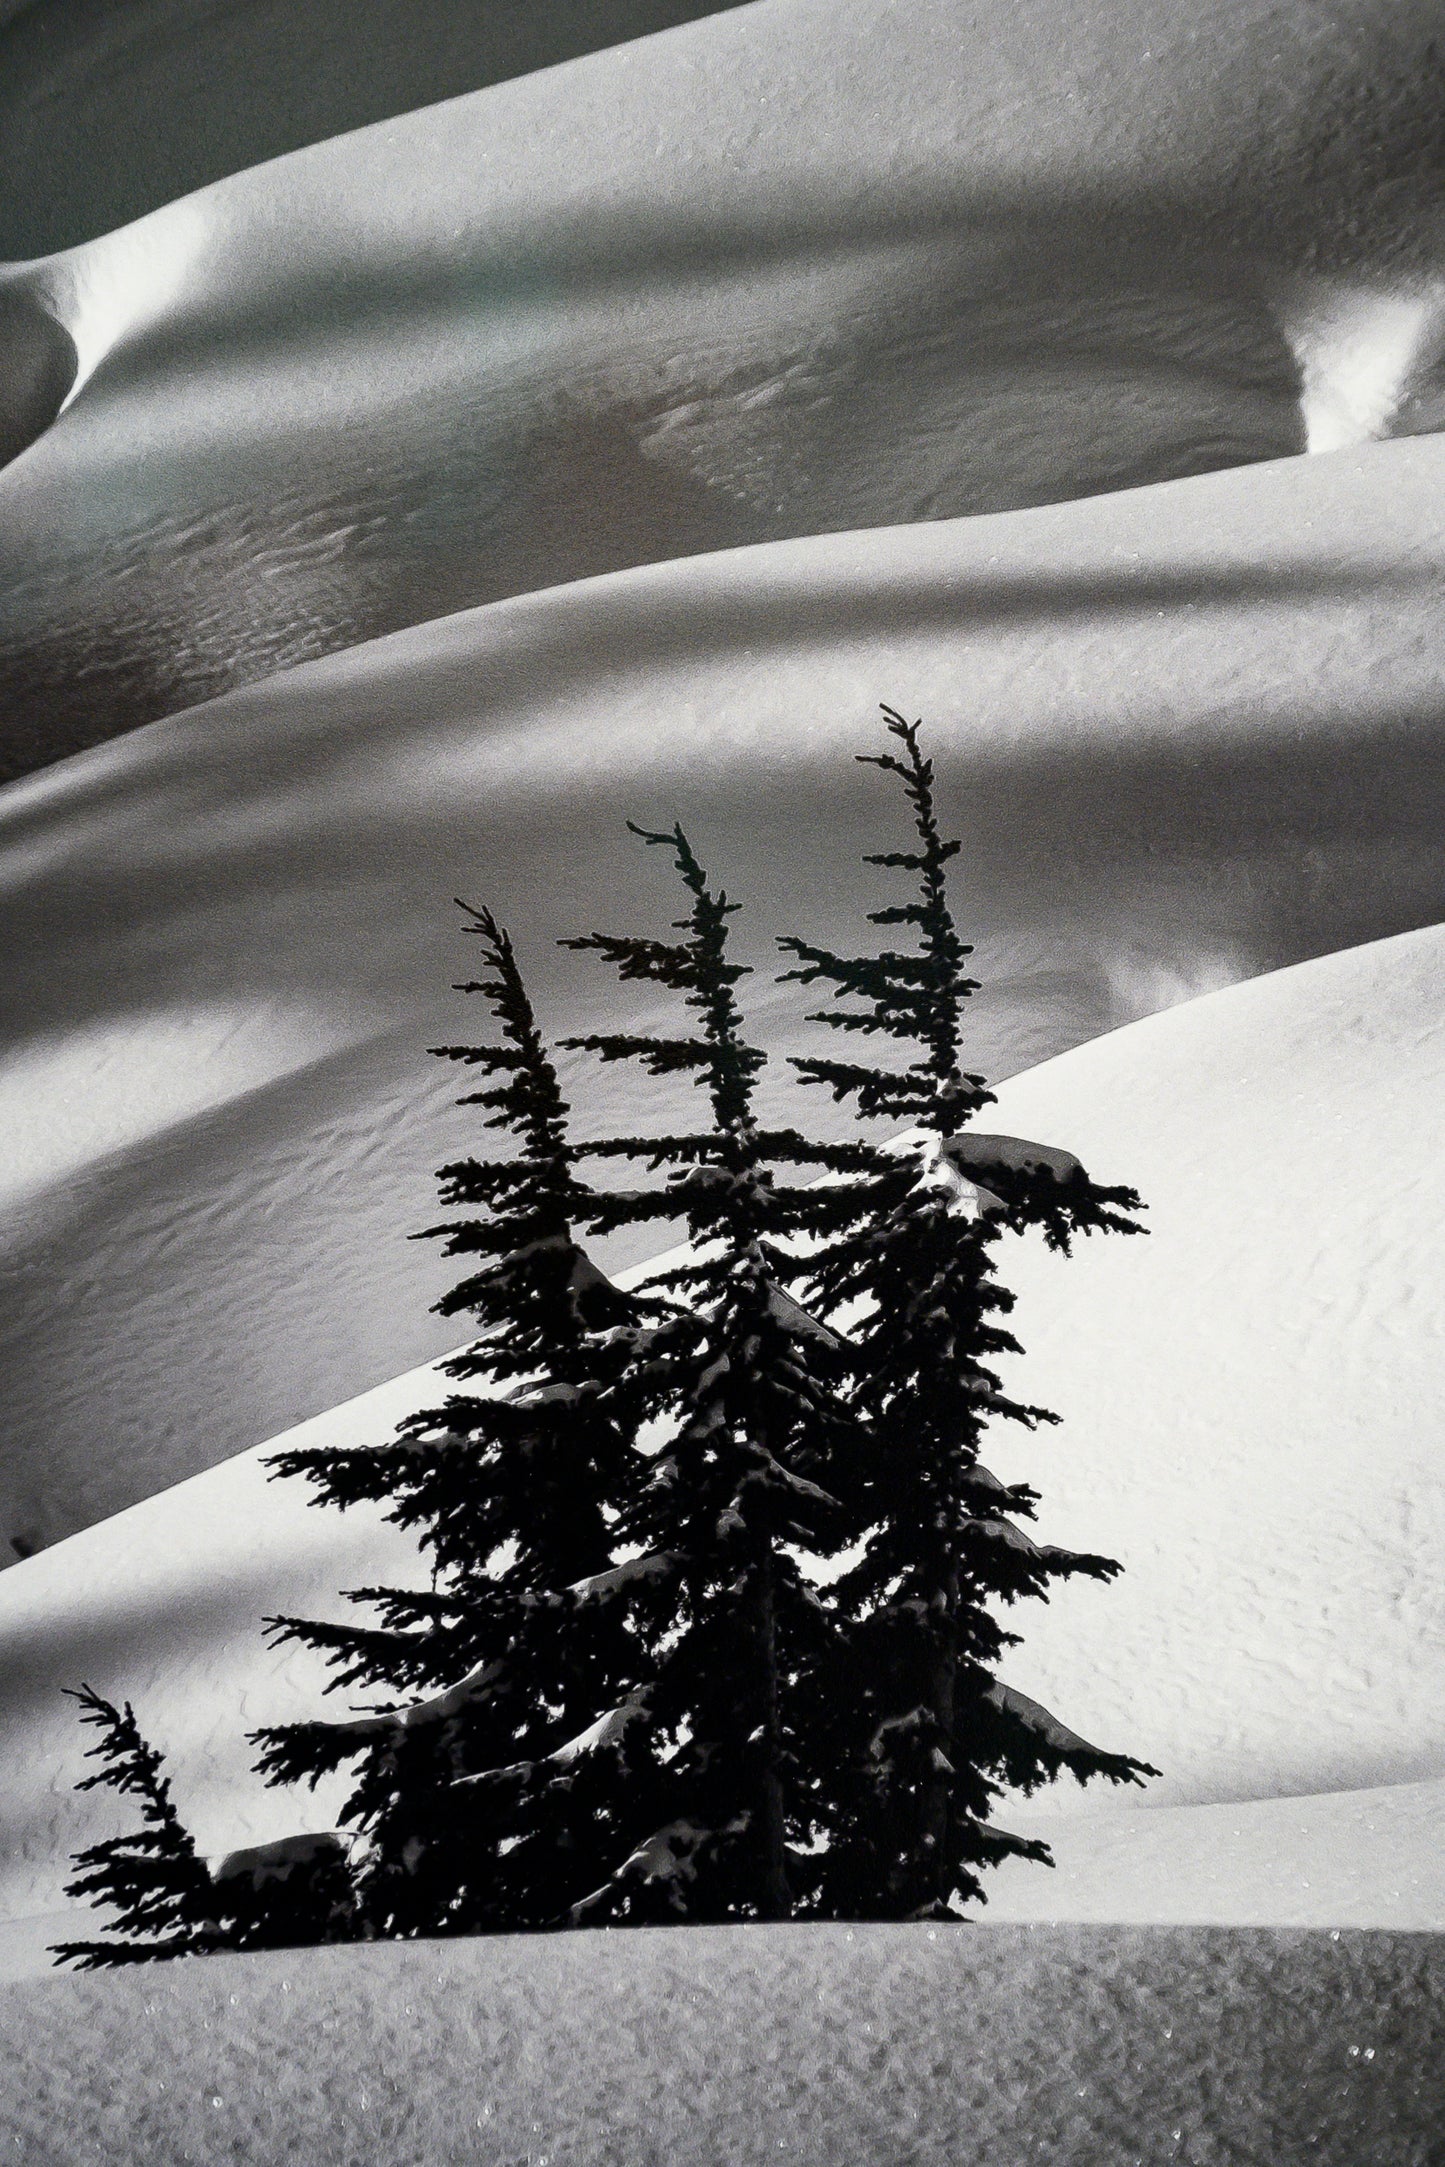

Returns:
557,824,872,1922
777,705,1157,1918
57,718,1159,1955
50,1687,354,1967
250,903,656,1936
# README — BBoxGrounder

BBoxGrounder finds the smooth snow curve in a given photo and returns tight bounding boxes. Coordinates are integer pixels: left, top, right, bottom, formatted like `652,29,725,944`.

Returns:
0,280,75,469
4,439,1445,1545
2,925,1442,1932
4,0,1445,770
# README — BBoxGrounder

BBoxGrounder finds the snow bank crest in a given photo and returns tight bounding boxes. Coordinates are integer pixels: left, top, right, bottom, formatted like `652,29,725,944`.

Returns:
0,275,75,470
1268,271,1445,452
41,198,211,418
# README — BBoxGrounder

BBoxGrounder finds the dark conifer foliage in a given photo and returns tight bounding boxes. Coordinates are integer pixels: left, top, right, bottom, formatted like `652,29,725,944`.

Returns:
558,824,868,1922
208,1831,360,1952
251,903,652,1936
51,1687,218,1967
777,707,1156,1919
51,1690,358,1965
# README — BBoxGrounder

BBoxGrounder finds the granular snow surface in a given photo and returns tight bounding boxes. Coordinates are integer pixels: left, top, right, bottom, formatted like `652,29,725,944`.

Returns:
0,1923,1441,2165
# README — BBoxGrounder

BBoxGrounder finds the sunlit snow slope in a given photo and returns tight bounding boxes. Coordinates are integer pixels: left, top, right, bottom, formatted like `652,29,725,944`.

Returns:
4,439,1445,1549
987,923,1445,1817
3,0,1445,770
2,925,1442,1934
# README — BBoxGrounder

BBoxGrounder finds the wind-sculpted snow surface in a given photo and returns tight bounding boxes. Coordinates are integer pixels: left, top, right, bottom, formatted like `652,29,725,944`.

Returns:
1,1925,1442,2165
4,445,1445,1548
1,929,1443,1938
3,0,1445,770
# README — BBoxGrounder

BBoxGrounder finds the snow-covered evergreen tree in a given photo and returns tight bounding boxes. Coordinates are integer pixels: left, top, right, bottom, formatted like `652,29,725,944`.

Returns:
557,824,870,1922
777,707,1157,1919
58,743,1160,1953
251,903,654,1935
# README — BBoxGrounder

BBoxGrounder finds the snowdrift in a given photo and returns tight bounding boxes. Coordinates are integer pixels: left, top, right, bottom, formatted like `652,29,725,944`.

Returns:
4,0,1445,769
3,924,1442,1937
5,442,1445,1549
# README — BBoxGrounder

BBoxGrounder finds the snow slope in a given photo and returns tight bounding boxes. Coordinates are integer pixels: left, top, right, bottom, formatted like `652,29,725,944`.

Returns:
3,924,1442,1935
984,922,1445,1816
0,1372,435,1926
5,437,1445,1551
983,1775,1445,1930
4,0,1445,771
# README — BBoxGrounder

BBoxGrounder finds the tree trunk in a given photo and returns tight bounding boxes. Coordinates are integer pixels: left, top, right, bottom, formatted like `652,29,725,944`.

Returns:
918,1553,959,1913
753,1542,791,1921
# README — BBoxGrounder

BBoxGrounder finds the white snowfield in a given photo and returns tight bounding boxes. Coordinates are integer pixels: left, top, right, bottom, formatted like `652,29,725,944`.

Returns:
6,435,1445,1552
2,924,1442,1949
2,0,1444,768
0,0,1440,2029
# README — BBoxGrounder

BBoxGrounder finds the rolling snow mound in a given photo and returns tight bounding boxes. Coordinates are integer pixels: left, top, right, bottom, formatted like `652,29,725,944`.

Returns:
0,0,752,260
5,0,1445,769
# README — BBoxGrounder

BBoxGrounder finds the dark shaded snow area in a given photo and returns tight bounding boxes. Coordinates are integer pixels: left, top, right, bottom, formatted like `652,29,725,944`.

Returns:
0,0,753,261
1,1924,1441,2166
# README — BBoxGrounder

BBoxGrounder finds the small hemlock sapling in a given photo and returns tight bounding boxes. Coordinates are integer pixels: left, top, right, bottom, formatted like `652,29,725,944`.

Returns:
51,1687,351,1966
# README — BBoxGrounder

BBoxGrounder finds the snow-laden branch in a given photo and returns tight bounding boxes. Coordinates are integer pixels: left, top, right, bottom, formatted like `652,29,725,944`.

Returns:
984,1681,1099,1759
330,1656,503,1739
209,1829,352,1890
765,1283,844,1348
939,1134,1084,1186
548,1689,652,1767
567,1550,678,1604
